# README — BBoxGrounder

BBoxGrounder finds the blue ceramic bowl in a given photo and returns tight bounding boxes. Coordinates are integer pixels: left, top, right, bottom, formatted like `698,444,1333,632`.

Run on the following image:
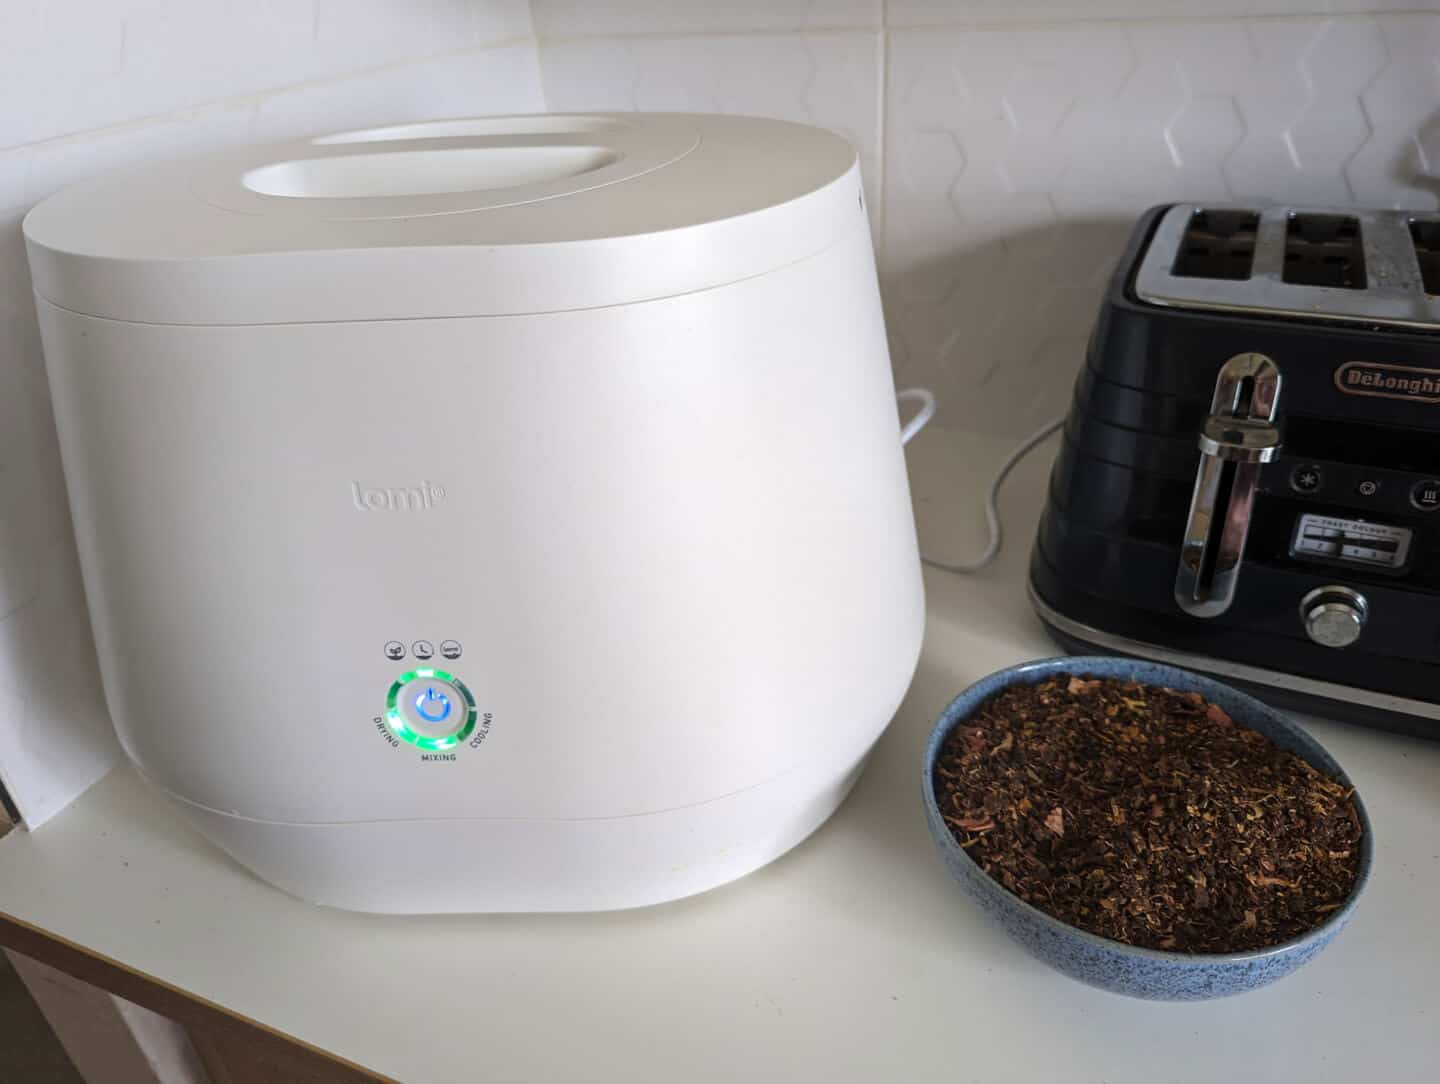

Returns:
922,655,1372,1000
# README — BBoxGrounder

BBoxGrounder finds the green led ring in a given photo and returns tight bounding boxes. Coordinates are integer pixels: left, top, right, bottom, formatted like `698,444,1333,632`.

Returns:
385,668,477,751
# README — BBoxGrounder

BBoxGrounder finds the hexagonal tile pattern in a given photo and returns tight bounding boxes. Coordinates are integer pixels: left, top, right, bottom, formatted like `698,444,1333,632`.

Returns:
1165,97,1246,181
539,31,885,235
1348,14,1440,208
885,13,1440,433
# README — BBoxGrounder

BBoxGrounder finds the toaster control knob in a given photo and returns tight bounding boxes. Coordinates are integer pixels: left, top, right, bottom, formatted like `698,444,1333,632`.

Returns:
1301,587,1367,649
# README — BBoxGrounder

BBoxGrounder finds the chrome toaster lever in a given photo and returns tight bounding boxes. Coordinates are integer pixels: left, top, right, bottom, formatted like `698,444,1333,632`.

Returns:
1175,352,1283,618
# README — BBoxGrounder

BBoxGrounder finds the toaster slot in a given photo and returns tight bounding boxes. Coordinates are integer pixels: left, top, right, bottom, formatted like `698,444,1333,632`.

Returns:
1171,209,1258,280
1410,219,1440,296
1135,204,1440,329
1282,213,1365,289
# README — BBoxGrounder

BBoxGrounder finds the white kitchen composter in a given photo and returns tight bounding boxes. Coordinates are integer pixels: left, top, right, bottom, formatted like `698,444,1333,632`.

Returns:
23,113,924,913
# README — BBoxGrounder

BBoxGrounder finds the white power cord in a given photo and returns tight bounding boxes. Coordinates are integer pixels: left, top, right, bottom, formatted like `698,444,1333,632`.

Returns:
896,386,1065,574
894,387,937,444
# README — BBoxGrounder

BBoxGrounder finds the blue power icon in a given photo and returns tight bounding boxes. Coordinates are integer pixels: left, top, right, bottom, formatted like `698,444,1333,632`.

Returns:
414,687,452,724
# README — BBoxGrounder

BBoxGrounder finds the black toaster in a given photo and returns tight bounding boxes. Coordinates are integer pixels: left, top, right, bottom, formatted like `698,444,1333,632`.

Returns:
1030,203,1440,738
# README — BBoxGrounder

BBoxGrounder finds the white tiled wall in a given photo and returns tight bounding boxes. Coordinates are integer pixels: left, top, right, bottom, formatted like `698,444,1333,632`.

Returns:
541,31,886,230
0,1,543,826
3,1,535,148
535,1,1440,433
885,12,1440,432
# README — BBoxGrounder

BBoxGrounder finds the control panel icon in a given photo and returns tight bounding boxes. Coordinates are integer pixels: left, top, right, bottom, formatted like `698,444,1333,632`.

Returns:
1412,480,1440,511
440,639,462,660
1291,465,1322,494
412,640,434,660
384,641,405,660
414,687,452,723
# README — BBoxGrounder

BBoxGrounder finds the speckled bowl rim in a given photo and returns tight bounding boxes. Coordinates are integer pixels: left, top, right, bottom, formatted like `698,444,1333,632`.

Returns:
921,655,1374,965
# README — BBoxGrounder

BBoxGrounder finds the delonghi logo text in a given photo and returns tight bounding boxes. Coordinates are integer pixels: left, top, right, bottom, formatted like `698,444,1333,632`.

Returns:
351,481,446,511
1335,361,1440,404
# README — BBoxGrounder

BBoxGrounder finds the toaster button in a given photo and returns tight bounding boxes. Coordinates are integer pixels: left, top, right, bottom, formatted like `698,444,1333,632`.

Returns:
1290,465,1323,495
1411,480,1440,511
1300,586,1368,649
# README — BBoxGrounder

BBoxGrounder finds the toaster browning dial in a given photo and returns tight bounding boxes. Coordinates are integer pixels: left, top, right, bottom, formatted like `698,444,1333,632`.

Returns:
1300,587,1368,649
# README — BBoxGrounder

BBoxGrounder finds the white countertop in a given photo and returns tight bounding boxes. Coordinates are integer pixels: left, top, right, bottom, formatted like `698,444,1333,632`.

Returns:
2,428,1437,1083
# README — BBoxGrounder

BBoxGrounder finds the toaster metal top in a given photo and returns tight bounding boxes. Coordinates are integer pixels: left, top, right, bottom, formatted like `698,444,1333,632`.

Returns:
1134,204,1440,331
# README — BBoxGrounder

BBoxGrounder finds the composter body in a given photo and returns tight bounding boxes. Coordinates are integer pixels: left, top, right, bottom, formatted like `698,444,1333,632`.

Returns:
25,114,923,912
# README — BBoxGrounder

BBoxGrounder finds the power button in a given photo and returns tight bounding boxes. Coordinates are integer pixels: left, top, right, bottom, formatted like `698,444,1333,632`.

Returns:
385,669,476,750
414,687,452,723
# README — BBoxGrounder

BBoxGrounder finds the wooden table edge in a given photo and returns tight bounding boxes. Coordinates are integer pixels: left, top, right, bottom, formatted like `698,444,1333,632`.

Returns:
0,907,392,1083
